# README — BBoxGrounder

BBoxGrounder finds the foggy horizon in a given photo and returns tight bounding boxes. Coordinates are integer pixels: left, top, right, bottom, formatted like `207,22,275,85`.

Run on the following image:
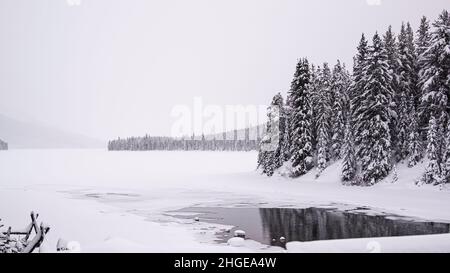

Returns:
1,0,448,140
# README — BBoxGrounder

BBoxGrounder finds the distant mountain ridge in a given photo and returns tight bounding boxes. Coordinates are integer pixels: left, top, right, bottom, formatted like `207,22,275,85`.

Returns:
0,114,104,149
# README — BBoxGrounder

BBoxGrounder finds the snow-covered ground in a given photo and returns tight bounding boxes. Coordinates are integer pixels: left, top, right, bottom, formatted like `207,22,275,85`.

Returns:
1,149,450,252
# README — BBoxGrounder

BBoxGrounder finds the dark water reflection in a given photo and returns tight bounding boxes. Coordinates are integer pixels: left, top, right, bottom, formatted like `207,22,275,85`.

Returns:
171,207,450,248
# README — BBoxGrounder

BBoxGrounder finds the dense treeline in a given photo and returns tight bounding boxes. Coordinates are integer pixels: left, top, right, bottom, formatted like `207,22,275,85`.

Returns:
108,129,261,151
258,11,450,186
0,139,7,150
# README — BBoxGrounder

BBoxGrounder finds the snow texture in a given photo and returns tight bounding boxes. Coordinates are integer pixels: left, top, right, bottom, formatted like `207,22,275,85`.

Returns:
1,150,450,252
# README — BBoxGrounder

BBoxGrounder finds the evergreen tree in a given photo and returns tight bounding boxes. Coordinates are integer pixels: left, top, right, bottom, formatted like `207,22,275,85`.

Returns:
257,147,266,170
316,124,328,177
341,118,356,183
281,95,292,162
384,26,400,91
354,33,392,185
288,58,314,177
383,26,401,162
419,10,450,133
330,60,351,160
273,93,287,169
420,116,442,185
419,11,450,180
309,64,320,151
406,22,420,109
416,16,432,58
351,34,370,156
416,16,433,136
315,63,333,176
404,22,423,166
397,23,418,161
258,93,285,176
442,121,450,184
407,108,422,167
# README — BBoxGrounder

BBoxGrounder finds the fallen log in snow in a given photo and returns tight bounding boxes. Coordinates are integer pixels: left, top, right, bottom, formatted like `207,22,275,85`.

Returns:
0,211,50,253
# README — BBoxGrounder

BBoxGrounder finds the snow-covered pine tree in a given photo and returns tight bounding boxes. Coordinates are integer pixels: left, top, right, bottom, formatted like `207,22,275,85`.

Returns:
257,146,265,170
418,11,450,179
341,118,356,184
441,121,450,184
258,93,285,176
408,107,422,167
351,34,369,161
309,64,320,151
354,32,393,186
396,90,410,161
416,16,433,137
330,60,351,160
281,94,292,162
419,10,450,136
416,16,432,58
420,115,442,185
315,63,333,176
383,26,401,163
404,22,423,166
316,125,328,178
384,27,399,92
406,23,420,110
436,112,447,171
201,133,206,150
274,93,287,168
348,34,370,185
398,23,422,167
288,58,314,177
396,23,417,161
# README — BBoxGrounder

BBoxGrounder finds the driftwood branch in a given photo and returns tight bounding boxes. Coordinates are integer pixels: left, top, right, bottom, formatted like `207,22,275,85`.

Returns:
22,223,50,253
1,211,50,253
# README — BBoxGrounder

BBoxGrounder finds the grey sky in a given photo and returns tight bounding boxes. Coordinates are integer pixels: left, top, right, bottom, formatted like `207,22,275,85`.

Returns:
0,0,448,140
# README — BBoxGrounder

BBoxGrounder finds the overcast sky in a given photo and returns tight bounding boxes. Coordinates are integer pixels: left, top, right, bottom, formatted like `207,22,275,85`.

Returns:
0,0,448,140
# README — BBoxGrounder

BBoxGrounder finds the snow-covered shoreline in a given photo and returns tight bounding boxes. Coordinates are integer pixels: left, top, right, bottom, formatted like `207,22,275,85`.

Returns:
1,149,450,252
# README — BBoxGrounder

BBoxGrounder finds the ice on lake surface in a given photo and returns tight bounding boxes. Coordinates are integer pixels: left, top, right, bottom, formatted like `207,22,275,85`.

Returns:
3,150,450,252
169,207,450,248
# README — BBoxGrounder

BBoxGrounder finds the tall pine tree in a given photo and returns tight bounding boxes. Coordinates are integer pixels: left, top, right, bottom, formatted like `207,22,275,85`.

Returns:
416,16,433,137
351,34,369,157
280,95,292,162
288,58,314,177
354,33,393,185
330,60,351,160
258,93,285,176
419,10,450,134
441,121,450,184
420,115,442,185
315,63,333,176
341,118,357,184
383,26,401,162
408,108,422,167
397,23,418,161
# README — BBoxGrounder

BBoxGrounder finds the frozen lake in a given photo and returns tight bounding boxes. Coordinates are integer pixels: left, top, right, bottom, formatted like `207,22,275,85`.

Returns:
1,149,450,252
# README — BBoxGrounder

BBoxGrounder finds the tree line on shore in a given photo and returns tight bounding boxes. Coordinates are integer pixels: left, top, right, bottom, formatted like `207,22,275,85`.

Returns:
107,128,262,151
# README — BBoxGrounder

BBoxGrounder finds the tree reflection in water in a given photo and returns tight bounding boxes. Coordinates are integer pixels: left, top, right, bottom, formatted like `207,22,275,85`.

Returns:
260,208,450,247
171,206,450,248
